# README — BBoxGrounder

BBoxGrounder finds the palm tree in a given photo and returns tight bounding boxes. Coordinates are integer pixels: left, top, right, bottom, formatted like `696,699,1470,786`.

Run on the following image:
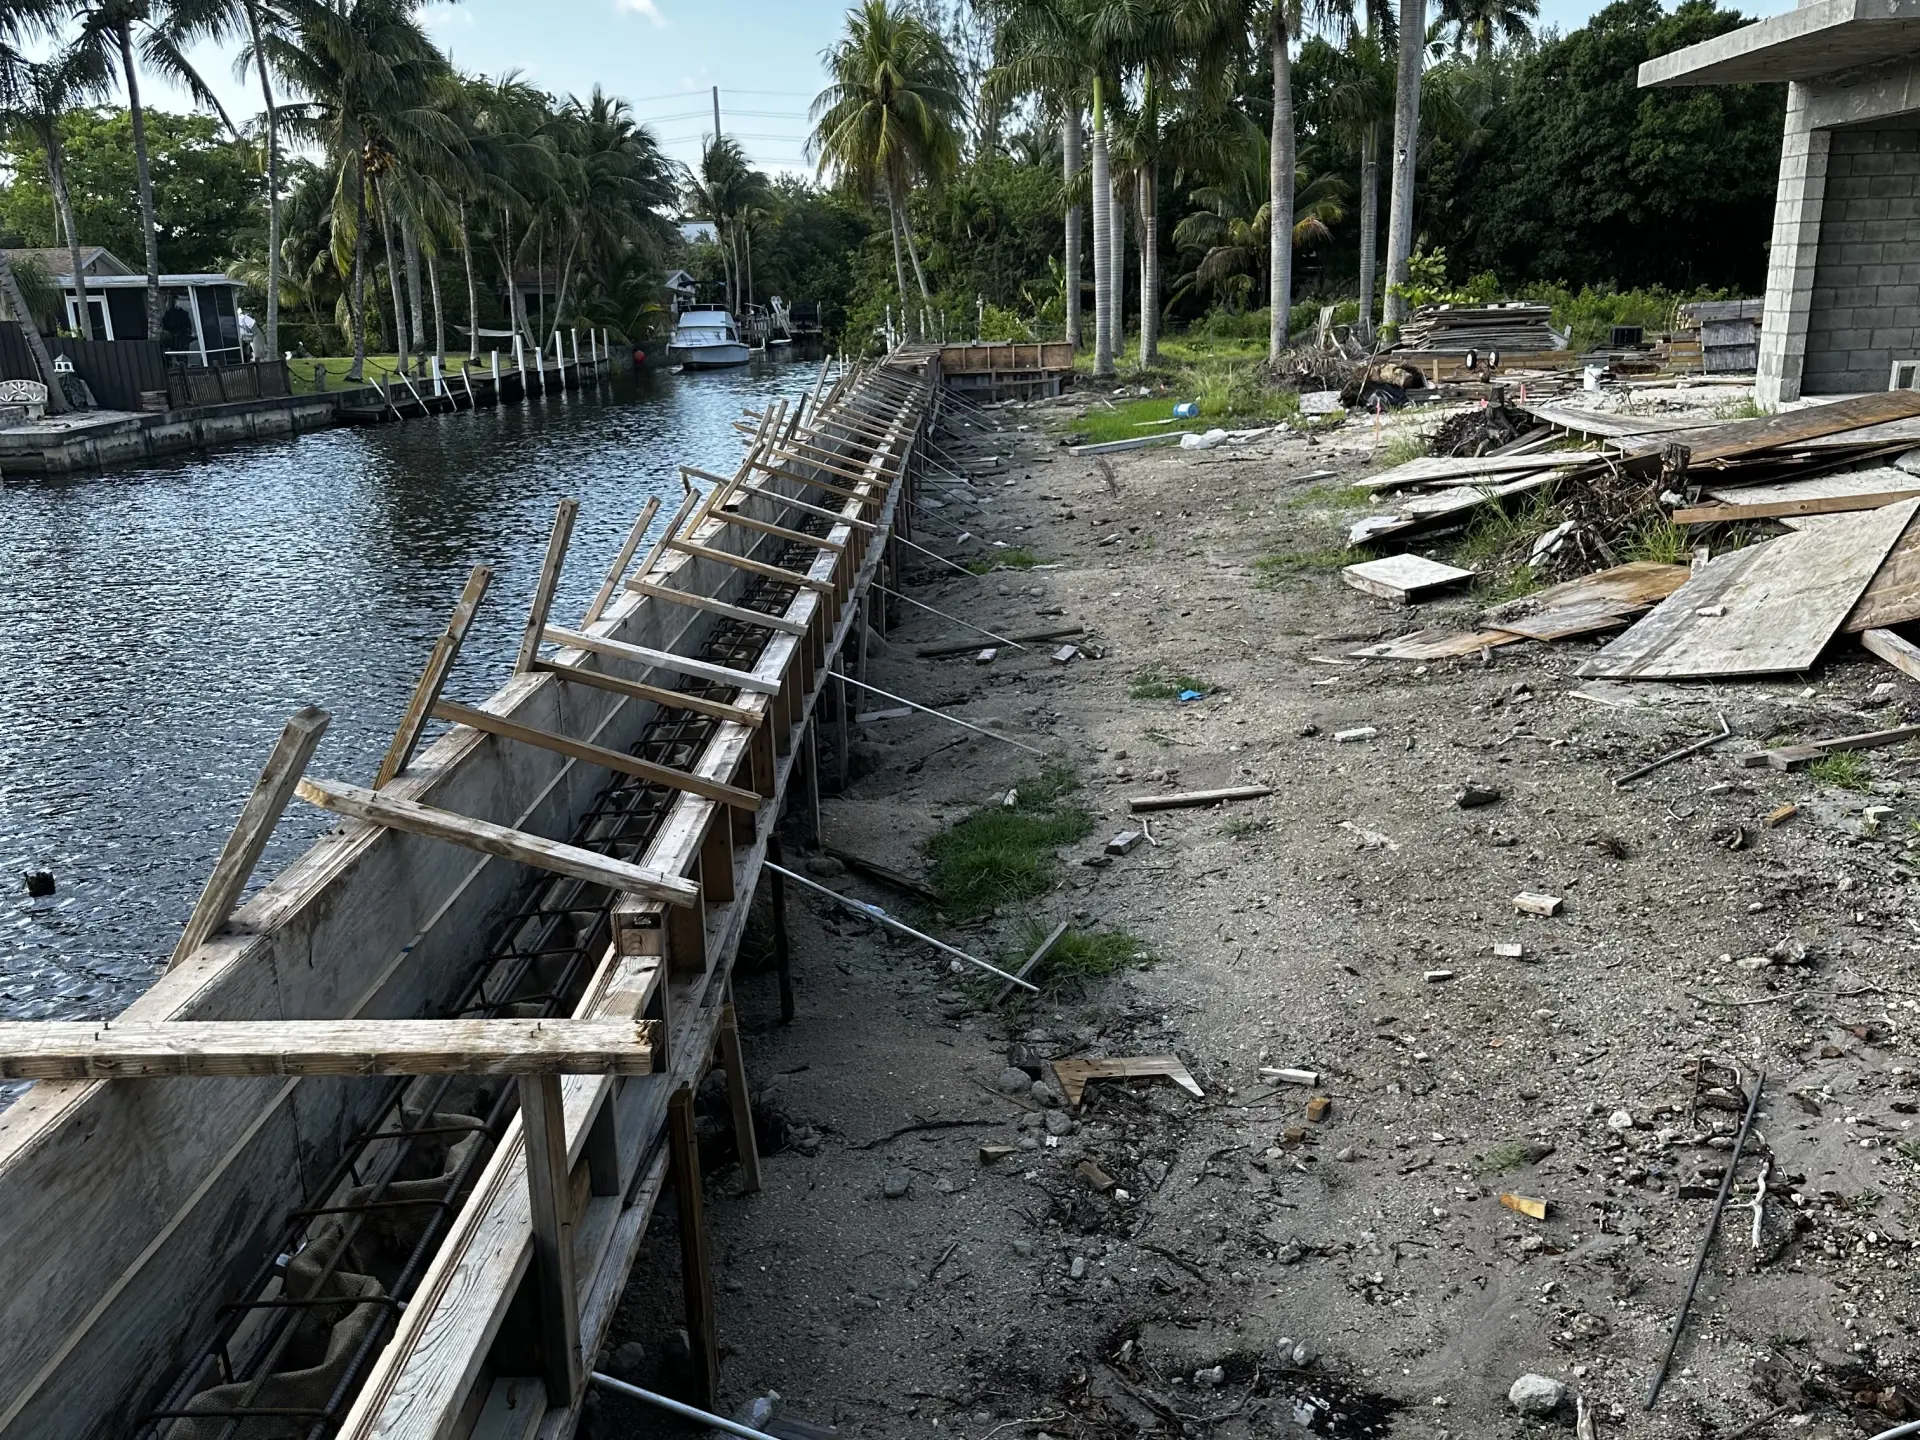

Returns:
684,136,768,315
265,0,459,378
1169,149,1344,311
1301,23,1394,334
0,0,73,410
8,48,115,341
170,0,290,359
1436,0,1535,61
810,0,964,338
452,72,556,357
1381,0,1424,329
71,0,236,340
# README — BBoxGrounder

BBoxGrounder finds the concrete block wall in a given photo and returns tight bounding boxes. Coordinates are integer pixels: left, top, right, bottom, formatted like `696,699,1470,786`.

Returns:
1803,127,1920,393
1758,83,1830,407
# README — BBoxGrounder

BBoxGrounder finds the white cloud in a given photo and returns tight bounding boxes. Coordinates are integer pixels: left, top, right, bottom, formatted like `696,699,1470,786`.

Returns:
616,0,668,24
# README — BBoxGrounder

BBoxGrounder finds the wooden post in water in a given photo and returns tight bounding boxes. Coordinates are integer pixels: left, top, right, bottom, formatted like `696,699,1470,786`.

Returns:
571,328,580,369
491,350,500,389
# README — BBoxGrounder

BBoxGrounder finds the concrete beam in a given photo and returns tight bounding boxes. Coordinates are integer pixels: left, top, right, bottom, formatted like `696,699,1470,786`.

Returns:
1640,0,1920,88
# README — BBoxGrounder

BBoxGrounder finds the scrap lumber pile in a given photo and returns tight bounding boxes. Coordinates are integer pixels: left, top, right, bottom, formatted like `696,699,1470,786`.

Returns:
1344,390,1920,684
1392,302,1562,353
1677,299,1764,374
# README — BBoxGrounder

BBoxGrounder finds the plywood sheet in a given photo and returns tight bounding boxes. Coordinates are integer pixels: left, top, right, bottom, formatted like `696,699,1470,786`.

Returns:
1526,402,1720,438
1701,466,1917,509
1349,474,1556,546
1486,598,1636,641
1577,500,1918,679
1349,627,1531,660
1342,554,1475,602
1495,560,1691,614
1845,511,1920,633
1354,453,1580,493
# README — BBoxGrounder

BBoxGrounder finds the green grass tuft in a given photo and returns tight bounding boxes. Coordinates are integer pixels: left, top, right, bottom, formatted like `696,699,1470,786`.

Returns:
1625,517,1691,566
967,546,1043,573
1221,815,1269,839
1475,1141,1536,1177
1284,481,1371,511
1128,669,1210,700
1376,432,1430,467
1255,536,1358,587
1809,752,1872,791
1038,926,1154,979
925,771,1093,919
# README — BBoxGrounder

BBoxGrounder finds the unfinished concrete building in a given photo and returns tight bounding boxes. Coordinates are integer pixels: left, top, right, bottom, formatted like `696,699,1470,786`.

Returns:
1643,0,1920,406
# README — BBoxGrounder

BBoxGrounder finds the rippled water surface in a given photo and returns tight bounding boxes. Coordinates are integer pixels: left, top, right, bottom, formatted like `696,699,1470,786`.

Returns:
0,361,819,1020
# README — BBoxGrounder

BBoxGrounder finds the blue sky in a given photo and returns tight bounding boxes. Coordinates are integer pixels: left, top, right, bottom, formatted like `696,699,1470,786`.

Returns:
159,0,1795,181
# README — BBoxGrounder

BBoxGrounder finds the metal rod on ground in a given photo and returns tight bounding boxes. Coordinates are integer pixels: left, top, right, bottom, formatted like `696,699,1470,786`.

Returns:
894,532,978,578
590,1373,781,1440
1645,1069,1765,1409
836,672,1046,755
764,862,1039,991
1614,712,1732,789
877,582,1029,650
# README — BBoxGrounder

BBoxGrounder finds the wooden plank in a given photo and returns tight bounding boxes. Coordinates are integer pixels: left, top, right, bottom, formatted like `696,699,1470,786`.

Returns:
1578,501,1918,680
1050,1055,1204,1108
1348,627,1531,660
1862,627,1920,681
534,659,763,728
668,1085,719,1410
745,458,872,502
709,509,845,551
1524,402,1718,439
1700,465,1920,509
541,625,781,695
1762,723,1920,769
168,706,332,969
1846,512,1920,633
665,537,836,593
1674,490,1920,524
1348,473,1555,546
1679,391,1920,467
729,478,879,532
294,776,702,907
716,1002,761,1193
1484,598,1636,641
992,919,1070,1006
431,699,761,812
625,576,809,635
0,1018,655,1080
516,499,580,673
1482,561,1690,620
375,564,492,786
582,497,660,626
518,1072,585,1402
1354,452,1585,492
1341,554,1476,602
1127,785,1274,812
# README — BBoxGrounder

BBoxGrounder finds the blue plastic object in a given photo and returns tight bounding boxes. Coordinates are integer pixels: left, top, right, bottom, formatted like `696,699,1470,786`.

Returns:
1178,689,1205,702
1173,400,1199,419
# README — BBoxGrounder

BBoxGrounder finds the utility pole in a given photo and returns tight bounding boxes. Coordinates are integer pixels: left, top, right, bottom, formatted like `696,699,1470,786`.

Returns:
711,86,721,151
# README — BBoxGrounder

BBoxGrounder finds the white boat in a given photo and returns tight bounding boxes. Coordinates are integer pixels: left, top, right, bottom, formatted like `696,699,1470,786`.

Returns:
666,307,750,369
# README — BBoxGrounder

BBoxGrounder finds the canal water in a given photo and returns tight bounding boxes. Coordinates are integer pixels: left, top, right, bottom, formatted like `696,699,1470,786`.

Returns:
0,361,820,1023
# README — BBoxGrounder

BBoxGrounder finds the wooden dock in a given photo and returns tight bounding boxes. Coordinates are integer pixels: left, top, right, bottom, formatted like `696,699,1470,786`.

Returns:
338,334,617,424
0,351,944,1440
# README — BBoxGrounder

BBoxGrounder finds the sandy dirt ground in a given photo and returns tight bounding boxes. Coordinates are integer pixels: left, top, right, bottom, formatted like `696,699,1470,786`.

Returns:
586,390,1920,1440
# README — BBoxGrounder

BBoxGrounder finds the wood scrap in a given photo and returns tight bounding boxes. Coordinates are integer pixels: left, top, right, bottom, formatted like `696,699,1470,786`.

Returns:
1127,785,1274,812
1348,628,1530,661
1577,501,1918,680
1341,554,1476,602
1861,627,1920,682
1757,724,1920,771
1845,512,1920,633
1051,1055,1205,1108
1674,489,1920,525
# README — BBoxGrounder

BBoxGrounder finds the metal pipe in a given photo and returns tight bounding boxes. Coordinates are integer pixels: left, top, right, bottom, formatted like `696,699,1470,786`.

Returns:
589,1373,780,1440
1614,712,1731,789
764,862,1038,991
835,672,1045,755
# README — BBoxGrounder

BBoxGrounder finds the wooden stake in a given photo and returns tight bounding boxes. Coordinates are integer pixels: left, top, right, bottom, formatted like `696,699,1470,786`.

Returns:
582,496,660,626
516,498,580,673
767,835,794,1023
717,995,762,1192
543,624,780,695
170,705,331,969
294,776,701,906
431,699,762,810
668,1085,720,1410
665,537,835,593
626,576,810,636
710,509,845,551
520,1071,586,1403
376,564,492,787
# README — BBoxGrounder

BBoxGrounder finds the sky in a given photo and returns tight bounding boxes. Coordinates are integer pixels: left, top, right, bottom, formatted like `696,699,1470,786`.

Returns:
151,0,1799,182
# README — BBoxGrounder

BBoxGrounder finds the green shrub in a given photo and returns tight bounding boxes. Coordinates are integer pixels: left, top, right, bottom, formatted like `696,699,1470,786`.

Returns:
926,769,1093,919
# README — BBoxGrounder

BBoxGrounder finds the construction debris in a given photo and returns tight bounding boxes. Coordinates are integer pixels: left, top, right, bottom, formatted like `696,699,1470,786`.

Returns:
1050,1055,1206,1108
1392,302,1562,353
1341,554,1476,603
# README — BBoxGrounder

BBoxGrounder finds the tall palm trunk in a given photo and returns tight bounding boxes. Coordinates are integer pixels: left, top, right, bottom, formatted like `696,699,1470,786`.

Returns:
1269,8,1296,362
459,200,478,359
402,213,425,352
379,187,408,373
117,23,162,339
428,247,446,371
0,251,70,413
1139,168,1159,366
1063,102,1082,350
1089,79,1113,379
897,181,931,300
47,141,92,341
1382,0,1426,329
349,165,370,378
245,0,280,359
1110,173,1124,349
1358,122,1380,337
886,195,911,331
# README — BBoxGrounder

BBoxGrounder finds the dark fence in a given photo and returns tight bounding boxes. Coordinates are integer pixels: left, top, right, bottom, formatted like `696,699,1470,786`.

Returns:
0,322,289,413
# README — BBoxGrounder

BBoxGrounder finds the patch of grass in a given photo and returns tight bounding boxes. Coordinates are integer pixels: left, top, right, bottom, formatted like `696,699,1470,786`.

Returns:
925,768,1093,920
1128,668,1210,700
1451,488,1565,571
1283,481,1371,511
1061,395,1185,446
1255,535,1359,587
1040,926,1154,979
1810,752,1872,791
1475,565,1542,604
1221,815,1270,839
1475,1141,1536,1177
1375,431,1429,467
967,546,1043,573
1713,396,1768,420
1625,517,1691,566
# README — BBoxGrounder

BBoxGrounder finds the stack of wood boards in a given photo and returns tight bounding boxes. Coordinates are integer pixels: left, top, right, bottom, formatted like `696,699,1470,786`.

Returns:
1393,302,1560,353
1348,562,1689,659
1676,299,1763,374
